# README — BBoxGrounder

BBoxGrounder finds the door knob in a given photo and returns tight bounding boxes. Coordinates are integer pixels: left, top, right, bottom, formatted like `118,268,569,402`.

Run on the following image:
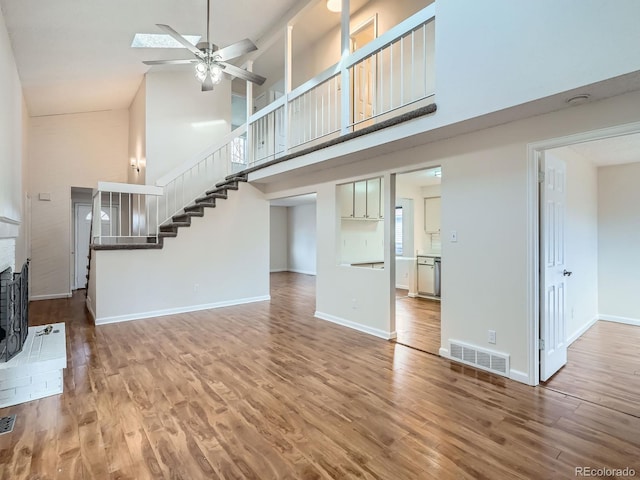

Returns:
563,270,572,277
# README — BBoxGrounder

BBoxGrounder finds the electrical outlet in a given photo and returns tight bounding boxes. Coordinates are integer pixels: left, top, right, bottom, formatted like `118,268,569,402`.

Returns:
450,230,458,242
488,330,496,344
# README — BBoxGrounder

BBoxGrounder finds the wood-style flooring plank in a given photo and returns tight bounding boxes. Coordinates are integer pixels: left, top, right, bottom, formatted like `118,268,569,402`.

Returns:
395,290,441,355
0,273,638,479
543,320,640,418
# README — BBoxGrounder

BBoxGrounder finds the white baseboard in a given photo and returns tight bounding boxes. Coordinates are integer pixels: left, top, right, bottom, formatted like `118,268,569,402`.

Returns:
408,292,418,298
31,293,72,301
567,316,599,346
85,296,96,323
95,295,271,325
439,347,448,357
270,268,288,273
314,311,395,340
599,314,640,327
509,369,531,385
396,283,409,290
288,269,316,276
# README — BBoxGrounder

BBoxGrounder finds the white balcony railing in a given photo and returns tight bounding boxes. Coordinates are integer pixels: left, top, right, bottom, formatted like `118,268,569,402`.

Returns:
91,5,435,246
92,182,163,245
248,4,435,166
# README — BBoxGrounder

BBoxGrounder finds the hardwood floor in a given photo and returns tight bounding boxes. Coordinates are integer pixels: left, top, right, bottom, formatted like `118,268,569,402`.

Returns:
395,290,441,355
543,320,640,418
1,272,639,479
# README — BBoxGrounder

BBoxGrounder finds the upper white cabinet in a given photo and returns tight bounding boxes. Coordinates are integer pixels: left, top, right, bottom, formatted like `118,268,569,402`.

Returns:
339,182,355,218
424,196,441,233
339,177,384,220
354,181,367,218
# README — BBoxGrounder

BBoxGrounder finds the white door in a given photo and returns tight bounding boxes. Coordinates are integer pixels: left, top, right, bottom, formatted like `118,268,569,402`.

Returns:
540,152,569,381
75,204,92,290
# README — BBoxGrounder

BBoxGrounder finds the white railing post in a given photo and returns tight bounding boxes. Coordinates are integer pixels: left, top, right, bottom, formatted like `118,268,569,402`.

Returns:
284,24,293,154
246,60,254,166
340,0,351,135
92,190,101,245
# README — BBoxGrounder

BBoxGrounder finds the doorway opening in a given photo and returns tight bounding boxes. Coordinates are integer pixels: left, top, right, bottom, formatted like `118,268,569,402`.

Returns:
394,167,442,355
268,193,318,310
532,125,640,416
71,187,93,291
350,16,377,130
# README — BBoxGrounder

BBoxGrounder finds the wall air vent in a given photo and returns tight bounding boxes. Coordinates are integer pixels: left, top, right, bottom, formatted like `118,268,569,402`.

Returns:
448,340,509,377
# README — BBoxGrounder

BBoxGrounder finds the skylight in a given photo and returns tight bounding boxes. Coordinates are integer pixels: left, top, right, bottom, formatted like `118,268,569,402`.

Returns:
131,33,201,48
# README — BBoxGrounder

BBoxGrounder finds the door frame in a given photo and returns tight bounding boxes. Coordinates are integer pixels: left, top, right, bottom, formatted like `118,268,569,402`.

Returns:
73,203,92,290
526,120,640,386
350,15,378,127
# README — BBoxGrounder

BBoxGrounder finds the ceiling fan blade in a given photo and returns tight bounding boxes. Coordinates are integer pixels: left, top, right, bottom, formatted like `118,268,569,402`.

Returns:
218,62,266,86
215,39,258,62
156,24,203,57
143,59,198,66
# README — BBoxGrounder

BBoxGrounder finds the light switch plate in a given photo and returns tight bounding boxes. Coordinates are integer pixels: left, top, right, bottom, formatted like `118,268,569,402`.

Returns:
488,330,496,344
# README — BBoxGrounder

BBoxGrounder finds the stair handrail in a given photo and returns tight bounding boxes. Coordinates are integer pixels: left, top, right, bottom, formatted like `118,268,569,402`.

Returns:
155,124,247,188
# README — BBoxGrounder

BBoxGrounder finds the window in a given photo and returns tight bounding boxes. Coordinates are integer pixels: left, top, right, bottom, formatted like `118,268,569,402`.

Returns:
395,206,403,255
85,211,110,221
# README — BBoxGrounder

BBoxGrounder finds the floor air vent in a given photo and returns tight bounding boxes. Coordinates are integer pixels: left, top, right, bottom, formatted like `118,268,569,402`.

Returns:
0,415,16,435
449,340,509,377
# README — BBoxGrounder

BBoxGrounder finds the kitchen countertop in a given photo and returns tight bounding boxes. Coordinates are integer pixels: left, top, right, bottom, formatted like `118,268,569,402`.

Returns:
416,252,441,258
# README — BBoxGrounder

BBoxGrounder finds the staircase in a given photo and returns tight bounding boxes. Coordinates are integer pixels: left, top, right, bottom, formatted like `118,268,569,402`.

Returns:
91,173,247,251
157,174,247,244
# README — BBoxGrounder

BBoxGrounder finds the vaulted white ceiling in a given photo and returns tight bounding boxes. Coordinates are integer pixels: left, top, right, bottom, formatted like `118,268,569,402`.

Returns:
0,0,301,116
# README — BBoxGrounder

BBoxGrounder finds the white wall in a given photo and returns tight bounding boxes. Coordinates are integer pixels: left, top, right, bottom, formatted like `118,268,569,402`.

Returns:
547,147,599,343
266,88,640,382
145,71,231,185
288,203,317,275
292,0,432,88
598,162,640,324
93,184,269,323
270,206,288,272
128,78,146,184
0,6,25,269
315,182,393,339
28,110,128,299
436,0,640,125
340,220,384,264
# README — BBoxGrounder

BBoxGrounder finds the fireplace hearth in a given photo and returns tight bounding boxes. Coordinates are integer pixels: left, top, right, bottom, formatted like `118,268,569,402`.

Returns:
0,261,29,362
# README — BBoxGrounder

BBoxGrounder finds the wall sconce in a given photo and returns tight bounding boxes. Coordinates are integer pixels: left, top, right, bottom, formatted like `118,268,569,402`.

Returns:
326,0,341,13
130,159,140,173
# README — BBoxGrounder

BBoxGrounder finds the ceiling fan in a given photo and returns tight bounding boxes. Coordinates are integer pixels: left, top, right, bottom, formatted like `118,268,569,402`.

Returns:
142,0,266,91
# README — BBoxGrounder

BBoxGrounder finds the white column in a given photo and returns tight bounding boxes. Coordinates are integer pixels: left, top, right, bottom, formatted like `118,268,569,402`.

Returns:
385,172,396,337
340,0,351,135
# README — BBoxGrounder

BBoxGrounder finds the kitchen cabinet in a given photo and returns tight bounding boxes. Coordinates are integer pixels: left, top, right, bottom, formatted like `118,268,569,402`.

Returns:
424,196,441,233
339,183,355,218
339,177,384,220
354,181,367,218
417,256,435,295
366,178,381,219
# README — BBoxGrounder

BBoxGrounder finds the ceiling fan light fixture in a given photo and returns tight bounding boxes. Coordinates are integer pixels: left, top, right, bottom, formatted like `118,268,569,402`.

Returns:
195,61,208,82
209,63,223,85
326,0,341,13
